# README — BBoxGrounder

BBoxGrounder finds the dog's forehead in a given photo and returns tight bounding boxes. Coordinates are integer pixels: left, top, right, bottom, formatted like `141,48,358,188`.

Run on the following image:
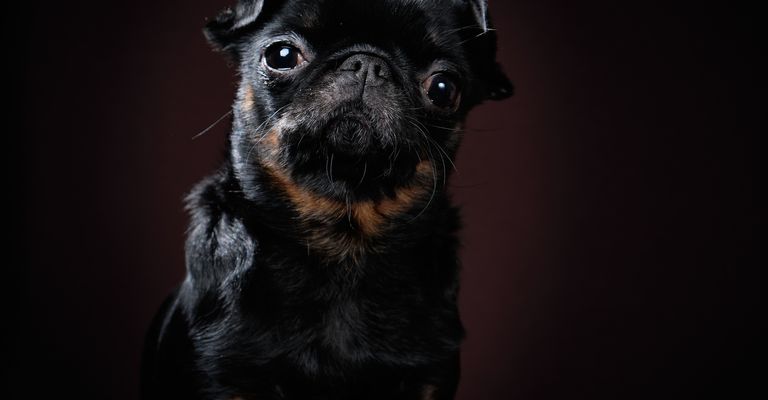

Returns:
268,0,466,53
282,0,455,24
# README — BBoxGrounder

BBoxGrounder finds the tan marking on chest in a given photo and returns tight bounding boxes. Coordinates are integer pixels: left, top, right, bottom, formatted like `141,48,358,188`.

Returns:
264,160,432,235
352,161,434,235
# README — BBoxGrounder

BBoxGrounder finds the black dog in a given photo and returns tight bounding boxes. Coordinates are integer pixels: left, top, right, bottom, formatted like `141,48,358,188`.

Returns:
142,1,511,399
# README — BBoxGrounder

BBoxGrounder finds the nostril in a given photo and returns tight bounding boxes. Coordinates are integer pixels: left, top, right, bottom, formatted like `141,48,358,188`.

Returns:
338,54,390,83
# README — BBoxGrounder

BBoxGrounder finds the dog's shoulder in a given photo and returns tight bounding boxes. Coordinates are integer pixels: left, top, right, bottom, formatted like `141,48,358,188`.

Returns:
184,167,259,293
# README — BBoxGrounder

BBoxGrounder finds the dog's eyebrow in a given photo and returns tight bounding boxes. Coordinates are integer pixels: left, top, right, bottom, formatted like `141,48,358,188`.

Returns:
266,1,325,32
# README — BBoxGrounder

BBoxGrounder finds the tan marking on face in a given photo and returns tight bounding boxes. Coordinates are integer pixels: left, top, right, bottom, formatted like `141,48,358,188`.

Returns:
262,128,281,157
241,85,255,112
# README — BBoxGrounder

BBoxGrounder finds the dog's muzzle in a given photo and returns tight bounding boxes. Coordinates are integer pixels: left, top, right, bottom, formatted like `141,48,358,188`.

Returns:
338,53,392,90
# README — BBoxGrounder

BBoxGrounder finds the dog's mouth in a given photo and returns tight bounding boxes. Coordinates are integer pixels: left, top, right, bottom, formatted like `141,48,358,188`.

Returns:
324,116,373,156
281,114,419,194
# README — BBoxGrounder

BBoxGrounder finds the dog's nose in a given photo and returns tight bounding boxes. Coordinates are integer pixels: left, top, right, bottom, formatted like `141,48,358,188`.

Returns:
338,54,390,88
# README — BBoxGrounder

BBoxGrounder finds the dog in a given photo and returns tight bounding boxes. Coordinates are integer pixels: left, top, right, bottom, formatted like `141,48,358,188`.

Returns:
141,0,512,399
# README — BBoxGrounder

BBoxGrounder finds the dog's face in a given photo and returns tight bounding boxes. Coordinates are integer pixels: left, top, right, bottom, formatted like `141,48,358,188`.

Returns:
206,0,511,202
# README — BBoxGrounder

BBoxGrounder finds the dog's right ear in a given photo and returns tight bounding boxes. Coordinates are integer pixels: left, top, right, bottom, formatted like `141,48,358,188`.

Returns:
204,0,269,56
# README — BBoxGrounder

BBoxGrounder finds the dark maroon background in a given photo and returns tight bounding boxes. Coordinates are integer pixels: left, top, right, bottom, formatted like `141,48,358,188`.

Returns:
5,1,757,399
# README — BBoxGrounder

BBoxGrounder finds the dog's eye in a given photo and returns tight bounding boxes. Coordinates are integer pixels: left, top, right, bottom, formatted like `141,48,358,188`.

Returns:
264,44,305,71
424,73,461,110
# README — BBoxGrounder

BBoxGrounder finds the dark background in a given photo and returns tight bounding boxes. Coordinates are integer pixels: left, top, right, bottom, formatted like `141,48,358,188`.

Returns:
5,1,757,399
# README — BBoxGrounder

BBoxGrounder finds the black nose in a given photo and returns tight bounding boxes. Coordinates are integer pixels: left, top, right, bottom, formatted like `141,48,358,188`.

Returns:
338,53,390,88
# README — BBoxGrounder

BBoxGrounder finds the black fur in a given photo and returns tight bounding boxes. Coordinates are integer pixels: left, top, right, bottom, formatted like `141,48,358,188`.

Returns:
142,1,510,399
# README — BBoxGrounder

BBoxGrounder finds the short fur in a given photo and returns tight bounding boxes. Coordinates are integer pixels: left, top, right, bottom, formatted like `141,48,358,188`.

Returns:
141,1,511,399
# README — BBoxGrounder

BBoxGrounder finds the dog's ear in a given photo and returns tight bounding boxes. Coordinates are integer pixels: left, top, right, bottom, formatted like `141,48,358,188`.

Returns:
204,0,270,56
463,0,514,100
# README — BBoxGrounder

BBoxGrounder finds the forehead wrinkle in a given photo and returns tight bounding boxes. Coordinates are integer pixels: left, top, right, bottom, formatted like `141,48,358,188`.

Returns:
283,0,433,40
281,0,323,30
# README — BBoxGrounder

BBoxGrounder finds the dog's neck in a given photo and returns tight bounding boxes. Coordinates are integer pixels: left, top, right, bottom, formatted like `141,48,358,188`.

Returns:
222,116,452,264
216,157,450,265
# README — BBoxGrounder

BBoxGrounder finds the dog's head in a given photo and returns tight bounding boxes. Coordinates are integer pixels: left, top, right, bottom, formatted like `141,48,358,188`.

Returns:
206,0,511,204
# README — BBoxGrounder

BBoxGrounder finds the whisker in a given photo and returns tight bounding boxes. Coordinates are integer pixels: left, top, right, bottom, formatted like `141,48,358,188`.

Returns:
329,153,335,184
192,110,233,140
456,28,498,46
406,116,458,173
411,144,438,222
345,194,353,229
426,135,458,173
419,121,460,132
424,133,448,188
407,121,439,222
355,162,368,189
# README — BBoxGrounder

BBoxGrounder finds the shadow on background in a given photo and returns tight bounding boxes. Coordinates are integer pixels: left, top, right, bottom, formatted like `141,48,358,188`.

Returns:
5,1,756,399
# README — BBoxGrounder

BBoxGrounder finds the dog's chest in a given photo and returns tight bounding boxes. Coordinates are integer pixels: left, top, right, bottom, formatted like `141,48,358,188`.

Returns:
240,245,448,371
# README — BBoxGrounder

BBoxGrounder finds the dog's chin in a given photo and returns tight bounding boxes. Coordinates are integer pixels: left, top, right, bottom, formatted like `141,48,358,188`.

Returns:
324,116,375,156
283,121,420,199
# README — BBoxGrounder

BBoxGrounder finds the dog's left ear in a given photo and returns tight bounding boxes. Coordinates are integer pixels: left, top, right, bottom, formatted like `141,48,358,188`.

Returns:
204,0,271,57
463,0,514,100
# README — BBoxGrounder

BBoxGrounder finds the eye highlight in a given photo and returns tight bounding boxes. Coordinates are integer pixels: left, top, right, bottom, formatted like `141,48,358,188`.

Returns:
423,73,461,110
264,43,306,71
